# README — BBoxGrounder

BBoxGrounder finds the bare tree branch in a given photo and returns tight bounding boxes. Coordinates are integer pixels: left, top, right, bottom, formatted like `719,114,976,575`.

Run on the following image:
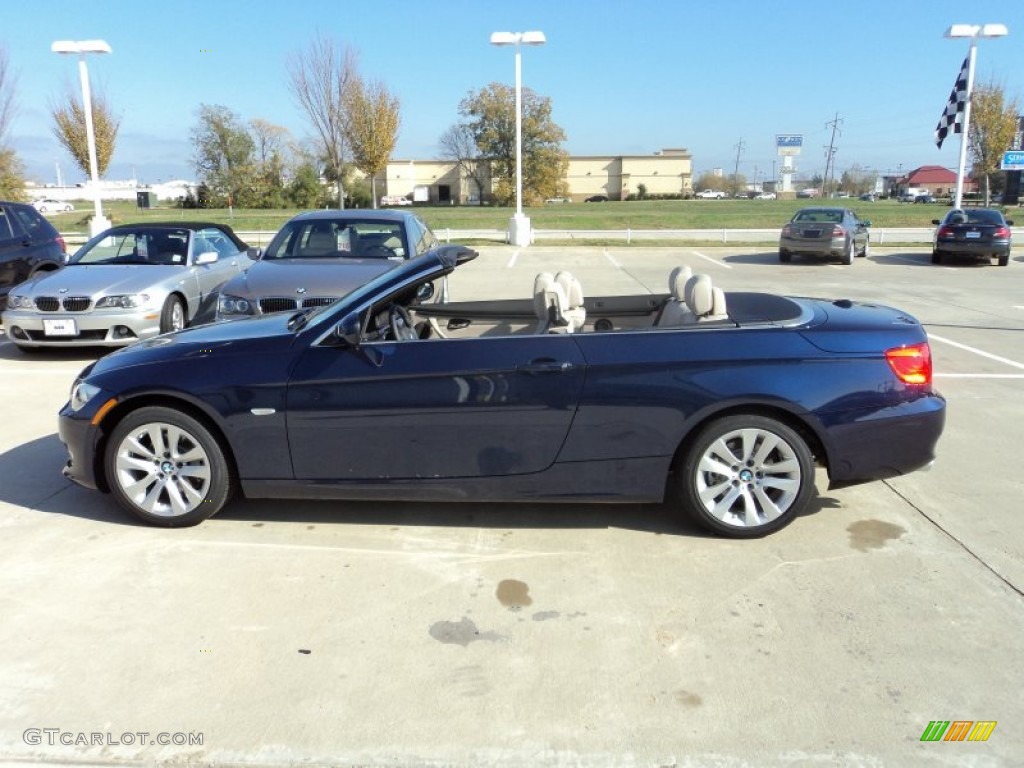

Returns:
287,36,359,208
439,123,489,203
0,47,16,143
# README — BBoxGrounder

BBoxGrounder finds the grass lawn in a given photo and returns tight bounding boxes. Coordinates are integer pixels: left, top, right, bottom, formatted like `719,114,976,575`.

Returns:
55,198,961,235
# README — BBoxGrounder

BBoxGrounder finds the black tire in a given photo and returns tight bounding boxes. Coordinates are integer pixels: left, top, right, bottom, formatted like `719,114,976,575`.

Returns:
931,250,942,265
779,249,792,263
104,406,234,527
859,238,870,258
159,295,186,334
840,239,854,265
997,252,1009,267
677,414,815,538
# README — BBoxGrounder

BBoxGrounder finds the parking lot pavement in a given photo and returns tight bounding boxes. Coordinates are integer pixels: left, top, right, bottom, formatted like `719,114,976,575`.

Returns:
1,247,1022,766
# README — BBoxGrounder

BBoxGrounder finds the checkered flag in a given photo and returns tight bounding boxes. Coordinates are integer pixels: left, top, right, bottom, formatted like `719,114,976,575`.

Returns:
935,57,969,149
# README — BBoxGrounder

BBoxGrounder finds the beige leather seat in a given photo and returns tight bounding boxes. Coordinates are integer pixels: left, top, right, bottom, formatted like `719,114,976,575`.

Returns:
656,265,694,326
554,271,586,332
683,274,728,322
534,272,568,333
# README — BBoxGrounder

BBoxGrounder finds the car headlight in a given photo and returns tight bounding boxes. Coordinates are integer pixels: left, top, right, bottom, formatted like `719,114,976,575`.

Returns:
96,294,149,309
6,294,31,309
218,294,253,315
69,379,101,412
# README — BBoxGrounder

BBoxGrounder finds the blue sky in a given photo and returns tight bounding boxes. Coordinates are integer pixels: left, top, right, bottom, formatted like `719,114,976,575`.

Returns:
3,0,1023,185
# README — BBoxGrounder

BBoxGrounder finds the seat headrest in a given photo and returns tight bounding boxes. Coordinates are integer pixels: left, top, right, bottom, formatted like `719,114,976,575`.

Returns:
669,265,693,299
554,271,584,309
684,274,715,317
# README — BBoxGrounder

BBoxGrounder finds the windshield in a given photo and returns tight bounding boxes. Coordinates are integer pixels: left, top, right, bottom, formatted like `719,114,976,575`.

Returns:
70,229,191,266
263,219,407,261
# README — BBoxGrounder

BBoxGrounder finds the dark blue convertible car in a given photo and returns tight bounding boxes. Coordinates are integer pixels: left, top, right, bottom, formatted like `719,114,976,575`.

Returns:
58,247,945,538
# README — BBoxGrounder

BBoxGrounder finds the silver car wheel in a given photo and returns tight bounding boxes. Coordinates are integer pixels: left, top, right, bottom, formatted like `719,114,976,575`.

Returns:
171,301,185,331
693,426,803,529
113,422,212,518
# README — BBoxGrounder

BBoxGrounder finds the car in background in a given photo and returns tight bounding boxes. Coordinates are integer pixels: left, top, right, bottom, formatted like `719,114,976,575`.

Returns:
31,199,75,214
695,189,726,199
216,209,449,322
380,195,412,206
1,200,67,309
796,189,819,199
914,194,936,204
779,207,871,265
931,208,1013,266
754,191,776,200
3,223,249,350
859,192,877,202
584,195,608,202
544,197,570,204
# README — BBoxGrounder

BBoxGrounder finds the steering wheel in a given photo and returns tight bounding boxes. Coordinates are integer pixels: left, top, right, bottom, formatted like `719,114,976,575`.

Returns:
389,304,418,341
361,245,396,260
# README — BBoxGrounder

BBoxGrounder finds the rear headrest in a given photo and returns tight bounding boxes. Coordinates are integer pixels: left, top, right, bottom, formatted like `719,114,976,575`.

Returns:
669,265,693,300
533,272,557,320
684,274,715,317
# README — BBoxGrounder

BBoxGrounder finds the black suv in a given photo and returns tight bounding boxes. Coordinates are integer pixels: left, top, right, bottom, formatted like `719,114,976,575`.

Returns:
0,201,67,309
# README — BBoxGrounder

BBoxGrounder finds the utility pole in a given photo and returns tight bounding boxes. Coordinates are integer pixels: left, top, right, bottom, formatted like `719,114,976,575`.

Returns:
732,138,745,195
822,113,842,197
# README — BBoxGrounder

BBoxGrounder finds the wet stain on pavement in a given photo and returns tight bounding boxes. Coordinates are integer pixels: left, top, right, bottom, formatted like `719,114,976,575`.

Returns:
674,690,703,708
847,519,906,552
496,579,532,611
429,617,503,647
532,611,559,622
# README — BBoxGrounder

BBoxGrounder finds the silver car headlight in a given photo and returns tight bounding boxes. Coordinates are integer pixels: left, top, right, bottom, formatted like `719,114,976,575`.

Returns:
70,379,101,412
6,294,32,309
96,294,150,309
218,294,254,316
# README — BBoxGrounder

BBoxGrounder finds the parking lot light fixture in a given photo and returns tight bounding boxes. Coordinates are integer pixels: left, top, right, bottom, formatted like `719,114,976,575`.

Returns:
943,23,1008,208
51,39,112,237
490,30,546,247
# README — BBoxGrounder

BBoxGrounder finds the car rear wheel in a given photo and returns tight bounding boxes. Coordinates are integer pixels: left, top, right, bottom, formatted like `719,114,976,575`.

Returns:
931,250,942,265
160,295,186,334
840,240,854,265
677,414,815,538
859,238,870,258
779,249,792,263
998,252,1009,267
105,407,233,527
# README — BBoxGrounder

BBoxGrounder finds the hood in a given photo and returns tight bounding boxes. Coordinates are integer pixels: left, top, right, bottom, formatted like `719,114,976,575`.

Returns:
86,313,299,377
21,264,187,297
223,258,398,300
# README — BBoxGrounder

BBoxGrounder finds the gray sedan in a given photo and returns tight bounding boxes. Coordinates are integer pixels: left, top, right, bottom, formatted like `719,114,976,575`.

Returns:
2,223,249,350
779,207,871,265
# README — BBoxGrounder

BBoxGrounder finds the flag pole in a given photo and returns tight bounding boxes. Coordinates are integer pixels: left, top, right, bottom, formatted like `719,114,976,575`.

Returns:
953,40,978,209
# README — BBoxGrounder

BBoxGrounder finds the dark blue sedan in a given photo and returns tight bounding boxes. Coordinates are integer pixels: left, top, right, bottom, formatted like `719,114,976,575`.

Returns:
58,247,945,538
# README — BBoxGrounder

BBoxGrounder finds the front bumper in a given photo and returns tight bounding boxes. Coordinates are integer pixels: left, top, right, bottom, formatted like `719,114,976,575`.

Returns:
58,400,109,492
2,307,163,347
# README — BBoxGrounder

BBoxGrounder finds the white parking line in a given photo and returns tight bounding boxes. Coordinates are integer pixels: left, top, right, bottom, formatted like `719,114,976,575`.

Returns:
935,373,1024,379
603,249,623,269
929,334,1024,371
506,250,519,268
691,250,732,270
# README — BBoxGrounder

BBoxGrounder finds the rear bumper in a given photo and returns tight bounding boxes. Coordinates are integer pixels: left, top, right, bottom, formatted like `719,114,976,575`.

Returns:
780,236,845,257
934,239,1011,259
824,392,946,488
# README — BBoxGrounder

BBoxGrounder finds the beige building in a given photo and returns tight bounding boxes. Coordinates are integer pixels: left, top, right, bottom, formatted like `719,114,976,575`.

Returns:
382,148,692,204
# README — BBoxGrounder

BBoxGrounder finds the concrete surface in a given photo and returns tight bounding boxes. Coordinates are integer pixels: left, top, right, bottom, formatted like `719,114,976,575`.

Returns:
0,245,1021,767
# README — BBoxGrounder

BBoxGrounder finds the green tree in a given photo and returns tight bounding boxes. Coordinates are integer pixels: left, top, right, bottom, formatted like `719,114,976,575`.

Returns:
692,172,728,194
191,104,256,207
968,81,1021,204
345,77,400,208
50,87,121,178
459,82,568,206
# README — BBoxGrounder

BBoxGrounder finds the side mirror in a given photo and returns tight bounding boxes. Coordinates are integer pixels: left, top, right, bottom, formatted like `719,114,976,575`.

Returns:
334,311,363,347
195,252,218,265
246,246,262,260
931,219,941,226
1006,219,1015,226
861,220,871,228
416,281,435,302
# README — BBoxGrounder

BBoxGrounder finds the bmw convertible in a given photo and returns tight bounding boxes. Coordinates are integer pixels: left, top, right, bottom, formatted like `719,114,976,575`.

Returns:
58,247,945,538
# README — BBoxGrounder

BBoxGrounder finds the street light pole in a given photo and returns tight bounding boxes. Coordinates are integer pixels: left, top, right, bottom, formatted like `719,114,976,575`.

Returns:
490,31,546,247
52,39,112,237
944,23,1008,209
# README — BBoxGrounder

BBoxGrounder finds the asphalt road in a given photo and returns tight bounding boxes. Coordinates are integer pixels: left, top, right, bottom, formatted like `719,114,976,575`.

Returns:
1,245,1022,767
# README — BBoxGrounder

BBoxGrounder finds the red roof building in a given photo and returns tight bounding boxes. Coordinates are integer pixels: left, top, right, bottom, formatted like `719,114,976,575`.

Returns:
898,165,977,196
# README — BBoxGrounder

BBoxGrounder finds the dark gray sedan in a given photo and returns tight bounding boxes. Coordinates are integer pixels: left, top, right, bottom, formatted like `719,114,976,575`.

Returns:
932,208,1013,266
779,207,871,265
216,209,445,321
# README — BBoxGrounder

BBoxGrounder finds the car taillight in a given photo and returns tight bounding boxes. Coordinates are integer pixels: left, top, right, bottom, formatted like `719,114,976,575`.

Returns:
832,225,845,237
994,226,1011,238
56,236,67,254
886,342,932,385
937,226,955,238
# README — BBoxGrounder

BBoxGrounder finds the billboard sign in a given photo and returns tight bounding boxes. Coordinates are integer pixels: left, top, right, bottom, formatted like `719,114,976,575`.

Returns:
776,135,803,156
1000,151,1024,171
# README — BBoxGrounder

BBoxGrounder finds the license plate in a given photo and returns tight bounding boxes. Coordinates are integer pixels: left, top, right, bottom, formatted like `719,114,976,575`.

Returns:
805,229,821,238
43,318,78,336
965,231,981,239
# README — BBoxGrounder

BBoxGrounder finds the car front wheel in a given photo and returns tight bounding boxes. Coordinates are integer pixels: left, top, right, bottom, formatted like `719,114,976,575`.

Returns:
105,407,233,527
677,414,815,538
160,295,186,334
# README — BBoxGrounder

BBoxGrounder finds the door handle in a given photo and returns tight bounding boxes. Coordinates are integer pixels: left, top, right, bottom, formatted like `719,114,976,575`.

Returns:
517,359,575,374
